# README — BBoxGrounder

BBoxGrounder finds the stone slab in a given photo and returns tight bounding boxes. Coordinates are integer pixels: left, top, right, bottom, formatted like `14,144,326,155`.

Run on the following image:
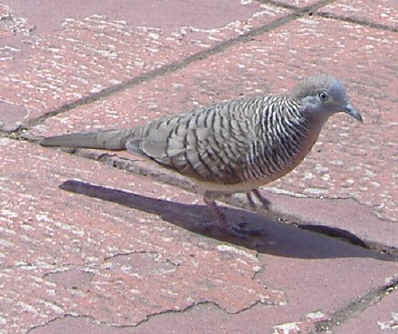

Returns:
27,14,398,243
324,0,398,28
2,1,398,333
1,138,397,333
336,286,398,334
0,0,287,128
276,0,398,30
4,0,269,33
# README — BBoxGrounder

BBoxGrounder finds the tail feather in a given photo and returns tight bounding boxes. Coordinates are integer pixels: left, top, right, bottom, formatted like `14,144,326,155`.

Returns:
40,129,134,151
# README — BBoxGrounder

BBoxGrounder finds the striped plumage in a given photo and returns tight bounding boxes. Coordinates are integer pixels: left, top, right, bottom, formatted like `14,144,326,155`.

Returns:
124,95,312,191
41,74,362,235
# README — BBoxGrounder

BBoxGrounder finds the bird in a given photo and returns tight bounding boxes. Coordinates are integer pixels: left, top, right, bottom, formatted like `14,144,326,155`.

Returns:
41,74,362,236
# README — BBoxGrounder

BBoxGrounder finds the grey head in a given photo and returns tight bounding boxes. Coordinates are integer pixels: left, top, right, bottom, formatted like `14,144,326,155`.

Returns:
291,74,362,122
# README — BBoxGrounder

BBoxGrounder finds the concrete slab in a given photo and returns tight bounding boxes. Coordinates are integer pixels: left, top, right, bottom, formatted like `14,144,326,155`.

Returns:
260,190,398,248
1,1,398,333
27,14,398,244
276,0,318,8
3,0,269,33
335,285,398,334
0,140,268,331
1,139,397,333
0,100,27,131
0,0,287,128
277,0,398,30
324,0,398,28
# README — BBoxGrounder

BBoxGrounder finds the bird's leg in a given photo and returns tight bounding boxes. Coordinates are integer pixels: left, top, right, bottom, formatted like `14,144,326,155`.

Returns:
246,189,270,210
246,192,257,209
203,191,228,227
203,196,227,227
203,191,262,238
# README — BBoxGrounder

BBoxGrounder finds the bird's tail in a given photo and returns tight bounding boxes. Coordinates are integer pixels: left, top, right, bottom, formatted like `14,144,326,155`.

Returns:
40,129,134,151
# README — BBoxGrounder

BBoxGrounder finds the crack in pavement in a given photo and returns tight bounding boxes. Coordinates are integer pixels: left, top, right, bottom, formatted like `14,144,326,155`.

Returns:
4,137,396,260
103,249,181,269
103,249,160,262
312,277,398,333
4,0,394,257
26,300,265,333
26,314,97,334
4,1,398,332
28,145,398,260
26,279,398,333
132,300,263,329
2,0,335,133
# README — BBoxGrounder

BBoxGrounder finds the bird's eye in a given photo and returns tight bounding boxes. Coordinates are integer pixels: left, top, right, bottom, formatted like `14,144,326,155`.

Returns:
319,91,328,102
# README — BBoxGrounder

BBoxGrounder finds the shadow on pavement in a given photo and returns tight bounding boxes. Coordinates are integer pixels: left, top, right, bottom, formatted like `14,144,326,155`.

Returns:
59,179,393,261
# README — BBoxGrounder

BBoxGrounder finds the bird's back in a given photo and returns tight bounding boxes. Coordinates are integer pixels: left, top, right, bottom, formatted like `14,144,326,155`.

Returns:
126,95,313,189
40,74,360,194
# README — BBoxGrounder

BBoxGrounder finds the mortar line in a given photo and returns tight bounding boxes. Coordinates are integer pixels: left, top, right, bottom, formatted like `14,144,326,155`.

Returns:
23,0,334,130
312,277,398,333
317,11,398,33
261,0,398,32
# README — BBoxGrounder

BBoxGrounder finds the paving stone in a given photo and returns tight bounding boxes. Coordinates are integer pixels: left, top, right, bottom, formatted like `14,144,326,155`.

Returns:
0,140,272,332
29,316,125,334
323,0,398,28
6,0,276,33
260,190,398,248
29,14,398,241
0,0,287,125
0,100,27,132
1,139,398,333
2,1,398,334
126,257,398,334
335,285,398,334
276,0,318,8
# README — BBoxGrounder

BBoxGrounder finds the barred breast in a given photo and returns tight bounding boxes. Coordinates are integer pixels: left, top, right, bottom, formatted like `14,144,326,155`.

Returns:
125,95,322,193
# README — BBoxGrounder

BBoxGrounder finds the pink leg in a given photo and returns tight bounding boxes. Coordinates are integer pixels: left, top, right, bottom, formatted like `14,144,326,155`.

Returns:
203,196,228,228
247,189,270,210
203,191,263,237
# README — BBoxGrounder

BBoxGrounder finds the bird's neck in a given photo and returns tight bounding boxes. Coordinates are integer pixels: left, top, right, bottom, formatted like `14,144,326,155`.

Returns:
293,108,330,164
301,106,331,133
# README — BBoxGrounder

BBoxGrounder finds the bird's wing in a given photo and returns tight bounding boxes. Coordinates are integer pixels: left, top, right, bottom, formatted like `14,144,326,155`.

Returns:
125,102,257,184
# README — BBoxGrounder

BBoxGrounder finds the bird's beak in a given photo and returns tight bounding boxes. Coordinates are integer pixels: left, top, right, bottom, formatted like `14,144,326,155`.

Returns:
343,104,362,122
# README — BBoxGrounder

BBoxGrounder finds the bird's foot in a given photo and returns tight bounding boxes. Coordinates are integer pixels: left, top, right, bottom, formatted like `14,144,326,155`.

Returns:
247,189,270,210
203,196,263,238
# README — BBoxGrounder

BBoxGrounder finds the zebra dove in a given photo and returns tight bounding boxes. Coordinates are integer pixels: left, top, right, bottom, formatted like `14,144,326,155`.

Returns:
41,74,362,235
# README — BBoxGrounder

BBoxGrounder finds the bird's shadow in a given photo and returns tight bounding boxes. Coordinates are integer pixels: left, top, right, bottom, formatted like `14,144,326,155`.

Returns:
60,180,391,261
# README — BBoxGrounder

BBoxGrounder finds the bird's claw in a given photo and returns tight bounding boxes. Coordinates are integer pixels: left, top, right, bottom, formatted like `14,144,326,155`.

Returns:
247,189,271,211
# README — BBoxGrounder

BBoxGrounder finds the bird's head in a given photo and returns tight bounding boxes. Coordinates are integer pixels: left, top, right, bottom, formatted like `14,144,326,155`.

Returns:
291,74,362,122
